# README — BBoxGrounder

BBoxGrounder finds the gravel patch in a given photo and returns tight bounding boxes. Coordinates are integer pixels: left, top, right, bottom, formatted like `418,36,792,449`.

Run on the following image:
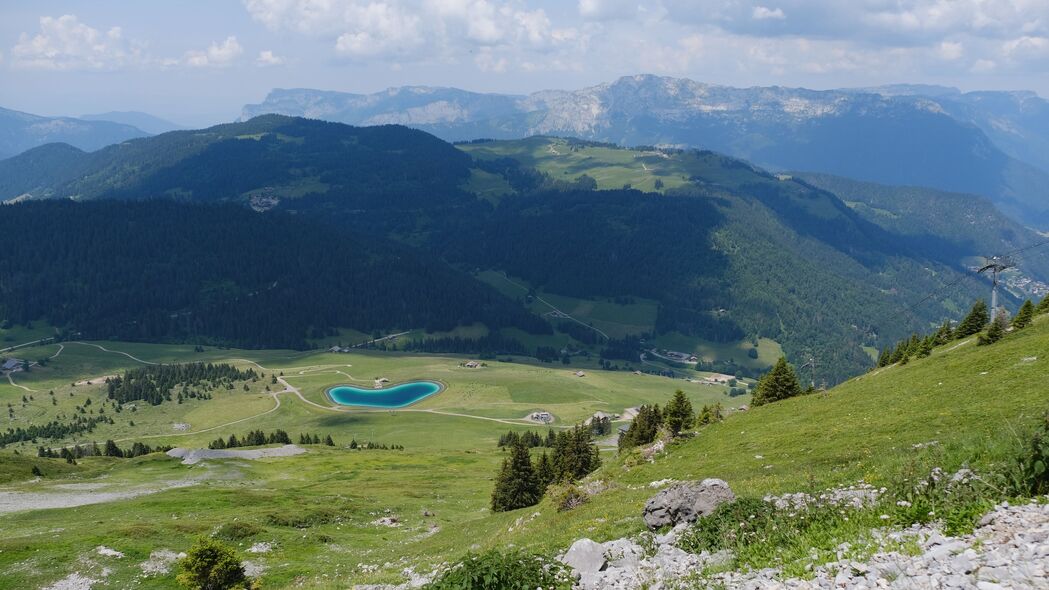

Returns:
41,573,98,590
0,480,199,514
139,550,185,575
95,546,123,558
166,444,306,465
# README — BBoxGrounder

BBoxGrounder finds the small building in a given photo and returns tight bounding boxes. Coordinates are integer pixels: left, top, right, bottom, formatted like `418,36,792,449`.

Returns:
1,358,23,372
529,411,554,424
463,361,480,368
574,370,586,377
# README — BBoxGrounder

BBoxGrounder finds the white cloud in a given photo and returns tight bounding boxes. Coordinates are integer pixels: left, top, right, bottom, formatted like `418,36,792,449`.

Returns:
578,0,636,21
752,6,785,21
243,0,583,68
256,49,285,66
1002,35,1049,60
10,14,143,70
936,40,964,60
183,36,244,67
971,58,997,72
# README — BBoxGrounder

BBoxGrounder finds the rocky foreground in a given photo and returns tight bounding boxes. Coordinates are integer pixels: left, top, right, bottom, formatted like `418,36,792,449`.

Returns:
563,498,1049,589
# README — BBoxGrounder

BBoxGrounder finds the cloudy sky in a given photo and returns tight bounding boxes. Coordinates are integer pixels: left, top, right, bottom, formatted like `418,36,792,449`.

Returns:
1,0,1047,126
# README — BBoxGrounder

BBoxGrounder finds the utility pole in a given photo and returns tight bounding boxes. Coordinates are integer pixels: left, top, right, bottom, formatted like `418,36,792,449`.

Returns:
978,256,1014,319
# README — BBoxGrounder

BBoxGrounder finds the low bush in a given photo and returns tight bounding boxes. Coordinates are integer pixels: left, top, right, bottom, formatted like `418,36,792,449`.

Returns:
425,549,573,590
177,537,252,590
546,483,588,512
214,521,263,541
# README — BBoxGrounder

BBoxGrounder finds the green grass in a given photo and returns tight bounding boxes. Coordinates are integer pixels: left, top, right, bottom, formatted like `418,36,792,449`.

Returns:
462,168,514,203
459,137,782,194
2,314,1046,588
475,270,659,339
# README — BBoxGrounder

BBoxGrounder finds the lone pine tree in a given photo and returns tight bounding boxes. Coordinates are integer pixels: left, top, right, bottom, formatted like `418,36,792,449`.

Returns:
1013,300,1036,330
956,300,990,338
752,357,803,406
663,389,694,437
491,440,541,512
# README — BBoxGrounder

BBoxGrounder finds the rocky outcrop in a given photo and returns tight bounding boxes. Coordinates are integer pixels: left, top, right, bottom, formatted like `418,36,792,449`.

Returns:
642,478,735,529
566,497,1049,589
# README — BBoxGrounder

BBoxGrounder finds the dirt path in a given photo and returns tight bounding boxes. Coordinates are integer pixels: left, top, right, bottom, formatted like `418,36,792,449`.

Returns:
68,342,159,365
0,337,52,354
494,272,609,341
6,372,35,392
352,331,410,348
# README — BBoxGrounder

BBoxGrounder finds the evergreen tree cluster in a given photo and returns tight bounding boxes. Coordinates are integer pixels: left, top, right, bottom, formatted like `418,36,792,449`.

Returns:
618,404,663,451
208,429,335,449
37,439,171,460
491,425,601,513
696,403,725,426
347,439,403,450
1,415,111,446
878,296,1047,359
0,199,548,350
107,363,257,406
497,429,555,449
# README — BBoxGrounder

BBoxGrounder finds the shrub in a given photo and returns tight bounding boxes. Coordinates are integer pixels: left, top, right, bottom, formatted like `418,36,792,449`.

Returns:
425,550,573,590
678,497,777,554
546,483,588,512
214,521,263,542
176,538,250,590
1011,412,1049,496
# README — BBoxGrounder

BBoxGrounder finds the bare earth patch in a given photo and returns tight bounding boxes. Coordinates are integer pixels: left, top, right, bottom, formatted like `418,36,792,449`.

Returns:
166,444,306,465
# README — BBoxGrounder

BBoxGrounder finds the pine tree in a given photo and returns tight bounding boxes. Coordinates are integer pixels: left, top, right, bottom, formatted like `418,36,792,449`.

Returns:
916,336,934,358
933,320,954,345
535,452,555,489
955,300,990,338
752,357,803,406
1037,295,1049,315
104,439,123,458
1013,300,1036,330
663,389,694,437
978,311,1008,345
618,404,662,450
491,440,540,512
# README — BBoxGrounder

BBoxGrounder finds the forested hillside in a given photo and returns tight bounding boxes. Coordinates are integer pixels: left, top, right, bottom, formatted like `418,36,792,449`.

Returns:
0,119,1019,382
0,200,548,348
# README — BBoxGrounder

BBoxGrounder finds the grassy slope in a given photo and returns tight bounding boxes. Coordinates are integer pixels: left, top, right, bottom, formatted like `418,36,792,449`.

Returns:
466,314,1049,565
2,315,1045,588
0,339,744,589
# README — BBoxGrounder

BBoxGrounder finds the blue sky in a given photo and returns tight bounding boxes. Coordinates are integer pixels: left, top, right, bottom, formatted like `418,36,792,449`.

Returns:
1,0,1047,126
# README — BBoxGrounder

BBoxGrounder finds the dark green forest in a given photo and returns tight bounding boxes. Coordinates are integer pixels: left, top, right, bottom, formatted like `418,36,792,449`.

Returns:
0,200,548,349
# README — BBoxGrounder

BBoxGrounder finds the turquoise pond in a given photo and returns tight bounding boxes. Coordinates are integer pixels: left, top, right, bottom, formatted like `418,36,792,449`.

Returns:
326,381,443,408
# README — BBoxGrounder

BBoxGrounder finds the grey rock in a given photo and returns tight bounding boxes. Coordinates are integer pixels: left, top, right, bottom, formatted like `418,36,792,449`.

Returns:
603,538,644,569
642,478,735,530
561,538,607,574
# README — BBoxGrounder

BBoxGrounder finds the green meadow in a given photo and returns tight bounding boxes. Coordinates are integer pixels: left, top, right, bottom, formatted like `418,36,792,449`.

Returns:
2,312,1047,588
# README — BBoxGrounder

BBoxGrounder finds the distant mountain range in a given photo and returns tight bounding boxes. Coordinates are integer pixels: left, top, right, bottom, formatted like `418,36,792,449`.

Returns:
0,107,149,161
79,111,184,135
242,75,1049,228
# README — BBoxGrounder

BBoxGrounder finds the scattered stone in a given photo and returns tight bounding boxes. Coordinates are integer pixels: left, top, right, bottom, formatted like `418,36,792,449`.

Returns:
42,573,98,590
642,478,735,529
573,496,1049,589
374,516,400,527
140,549,185,575
95,546,123,558
242,560,266,578
560,538,607,574
247,542,273,554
